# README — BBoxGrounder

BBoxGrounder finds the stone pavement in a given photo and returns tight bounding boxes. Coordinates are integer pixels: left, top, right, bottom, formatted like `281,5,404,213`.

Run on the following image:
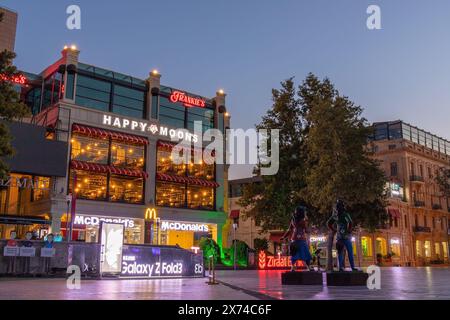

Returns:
0,267,449,300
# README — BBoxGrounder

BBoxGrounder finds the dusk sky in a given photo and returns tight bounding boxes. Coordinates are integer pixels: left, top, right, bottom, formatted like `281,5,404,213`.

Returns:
4,0,450,179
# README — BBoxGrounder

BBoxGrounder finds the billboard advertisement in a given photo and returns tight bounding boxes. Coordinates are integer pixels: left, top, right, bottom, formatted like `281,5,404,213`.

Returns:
121,245,204,278
100,222,124,274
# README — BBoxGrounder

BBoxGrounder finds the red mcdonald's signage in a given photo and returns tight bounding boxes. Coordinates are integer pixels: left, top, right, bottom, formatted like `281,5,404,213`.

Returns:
169,90,206,108
258,251,304,270
0,73,28,85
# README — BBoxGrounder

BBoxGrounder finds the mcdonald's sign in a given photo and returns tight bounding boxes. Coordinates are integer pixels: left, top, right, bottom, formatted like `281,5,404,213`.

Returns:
145,208,158,221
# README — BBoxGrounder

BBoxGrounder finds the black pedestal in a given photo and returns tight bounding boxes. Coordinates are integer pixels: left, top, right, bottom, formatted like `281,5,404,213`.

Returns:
281,271,323,285
326,271,368,286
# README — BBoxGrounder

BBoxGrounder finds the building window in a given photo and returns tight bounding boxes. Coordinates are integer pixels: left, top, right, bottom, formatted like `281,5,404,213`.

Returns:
375,237,387,256
111,141,145,169
32,177,51,202
187,185,214,210
71,134,109,164
390,238,401,257
187,107,214,133
75,75,111,112
70,170,107,201
112,84,145,118
416,240,422,258
42,72,64,109
424,241,431,258
155,143,217,210
404,215,408,228
109,175,143,203
435,243,441,260
158,96,185,129
156,181,186,207
442,242,448,259
390,162,398,177
361,237,372,257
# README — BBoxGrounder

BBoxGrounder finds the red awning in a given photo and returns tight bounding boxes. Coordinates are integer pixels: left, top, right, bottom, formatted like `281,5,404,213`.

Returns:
72,124,148,145
156,173,219,188
230,210,240,219
388,208,401,218
70,160,148,178
157,140,215,157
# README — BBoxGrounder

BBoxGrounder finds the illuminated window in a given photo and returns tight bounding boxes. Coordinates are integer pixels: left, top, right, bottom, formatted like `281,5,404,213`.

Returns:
187,185,214,210
69,170,107,201
375,237,387,256
390,238,401,257
424,240,431,258
71,134,109,164
109,175,143,204
435,243,441,259
156,182,186,207
416,240,422,258
188,158,214,181
32,176,51,201
157,148,185,176
442,242,448,258
111,141,145,169
361,237,372,257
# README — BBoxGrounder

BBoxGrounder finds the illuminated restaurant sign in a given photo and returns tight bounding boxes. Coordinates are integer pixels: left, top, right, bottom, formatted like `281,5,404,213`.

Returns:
73,215,135,228
258,251,304,270
169,91,206,108
160,221,209,232
0,73,28,85
102,115,199,143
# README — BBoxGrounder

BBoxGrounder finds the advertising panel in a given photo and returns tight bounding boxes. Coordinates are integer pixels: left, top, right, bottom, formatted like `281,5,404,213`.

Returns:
100,222,124,274
121,245,204,278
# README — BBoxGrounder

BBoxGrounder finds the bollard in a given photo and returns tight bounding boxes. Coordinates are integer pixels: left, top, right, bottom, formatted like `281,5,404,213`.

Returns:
206,255,219,285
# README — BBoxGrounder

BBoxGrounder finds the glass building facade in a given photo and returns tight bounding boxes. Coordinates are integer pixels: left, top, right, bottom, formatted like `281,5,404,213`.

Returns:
372,121,450,156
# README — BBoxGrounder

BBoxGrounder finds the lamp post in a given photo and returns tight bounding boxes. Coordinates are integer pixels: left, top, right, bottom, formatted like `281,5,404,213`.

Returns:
65,195,72,242
233,221,238,271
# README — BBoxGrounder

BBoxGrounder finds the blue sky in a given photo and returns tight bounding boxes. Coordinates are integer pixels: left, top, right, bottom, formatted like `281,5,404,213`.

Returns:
4,0,450,179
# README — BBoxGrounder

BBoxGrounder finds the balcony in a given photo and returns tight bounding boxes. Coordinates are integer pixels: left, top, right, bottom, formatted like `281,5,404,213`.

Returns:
414,201,426,207
410,175,424,183
413,226,431,233
432,204,443,210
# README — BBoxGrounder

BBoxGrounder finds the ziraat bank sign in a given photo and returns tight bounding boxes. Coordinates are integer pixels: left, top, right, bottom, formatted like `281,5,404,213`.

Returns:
102,115,199,143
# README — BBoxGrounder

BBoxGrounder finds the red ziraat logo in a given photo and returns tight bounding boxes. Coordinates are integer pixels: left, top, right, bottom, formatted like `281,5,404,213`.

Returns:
170,91,206,108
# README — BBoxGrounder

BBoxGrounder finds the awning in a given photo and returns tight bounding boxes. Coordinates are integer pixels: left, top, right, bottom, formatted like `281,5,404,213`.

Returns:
72,123,148,145
230,210,240,219
157,140,215,156
156,173,220,188
71,160,148,178
0,215,51,226
388,208,401,218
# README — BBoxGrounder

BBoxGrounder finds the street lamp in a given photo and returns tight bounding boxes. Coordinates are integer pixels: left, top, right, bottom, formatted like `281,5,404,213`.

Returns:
233,220,238,271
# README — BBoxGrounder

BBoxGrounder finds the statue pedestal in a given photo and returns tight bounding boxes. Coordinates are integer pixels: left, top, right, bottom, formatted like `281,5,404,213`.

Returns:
326,271,368,286
281,271,323,285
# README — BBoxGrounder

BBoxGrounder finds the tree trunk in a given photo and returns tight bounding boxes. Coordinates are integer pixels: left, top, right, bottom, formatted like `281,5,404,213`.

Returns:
327,229,336,271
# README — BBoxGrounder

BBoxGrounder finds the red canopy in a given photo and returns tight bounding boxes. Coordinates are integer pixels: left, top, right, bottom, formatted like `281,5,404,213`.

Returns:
71,160,148,178
156,172,219,188
72,124,148,145
230,210,240,219
157,140,215,157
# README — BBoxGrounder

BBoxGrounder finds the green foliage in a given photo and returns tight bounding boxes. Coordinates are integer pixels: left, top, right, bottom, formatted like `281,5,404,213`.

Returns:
253,238,269,252
299,73,388,229
222,240,249,267
238,78,306,231
238,73,387,235
0,49,31,179
198,237,220,265
435,168,450,198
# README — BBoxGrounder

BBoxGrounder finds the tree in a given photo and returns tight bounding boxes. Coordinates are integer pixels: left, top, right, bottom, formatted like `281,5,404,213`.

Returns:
0,12,30,179
436,167,450,211
238,78,306,232
299,73,388,270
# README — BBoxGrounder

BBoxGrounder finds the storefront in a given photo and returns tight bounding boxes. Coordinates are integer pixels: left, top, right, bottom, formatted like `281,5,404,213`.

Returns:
158,220,217,248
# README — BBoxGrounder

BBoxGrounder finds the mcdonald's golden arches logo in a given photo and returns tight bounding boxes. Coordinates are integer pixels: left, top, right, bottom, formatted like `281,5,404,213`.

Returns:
145,208,157,220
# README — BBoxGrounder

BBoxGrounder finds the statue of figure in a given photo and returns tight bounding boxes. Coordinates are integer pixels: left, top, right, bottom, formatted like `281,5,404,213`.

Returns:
327,200,357,271
281,206,312,272
44,233,55,248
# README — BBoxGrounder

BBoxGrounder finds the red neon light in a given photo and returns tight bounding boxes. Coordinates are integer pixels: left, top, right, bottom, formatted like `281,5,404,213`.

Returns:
170,91,206,108
258,251,304,270
0,73,28,85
